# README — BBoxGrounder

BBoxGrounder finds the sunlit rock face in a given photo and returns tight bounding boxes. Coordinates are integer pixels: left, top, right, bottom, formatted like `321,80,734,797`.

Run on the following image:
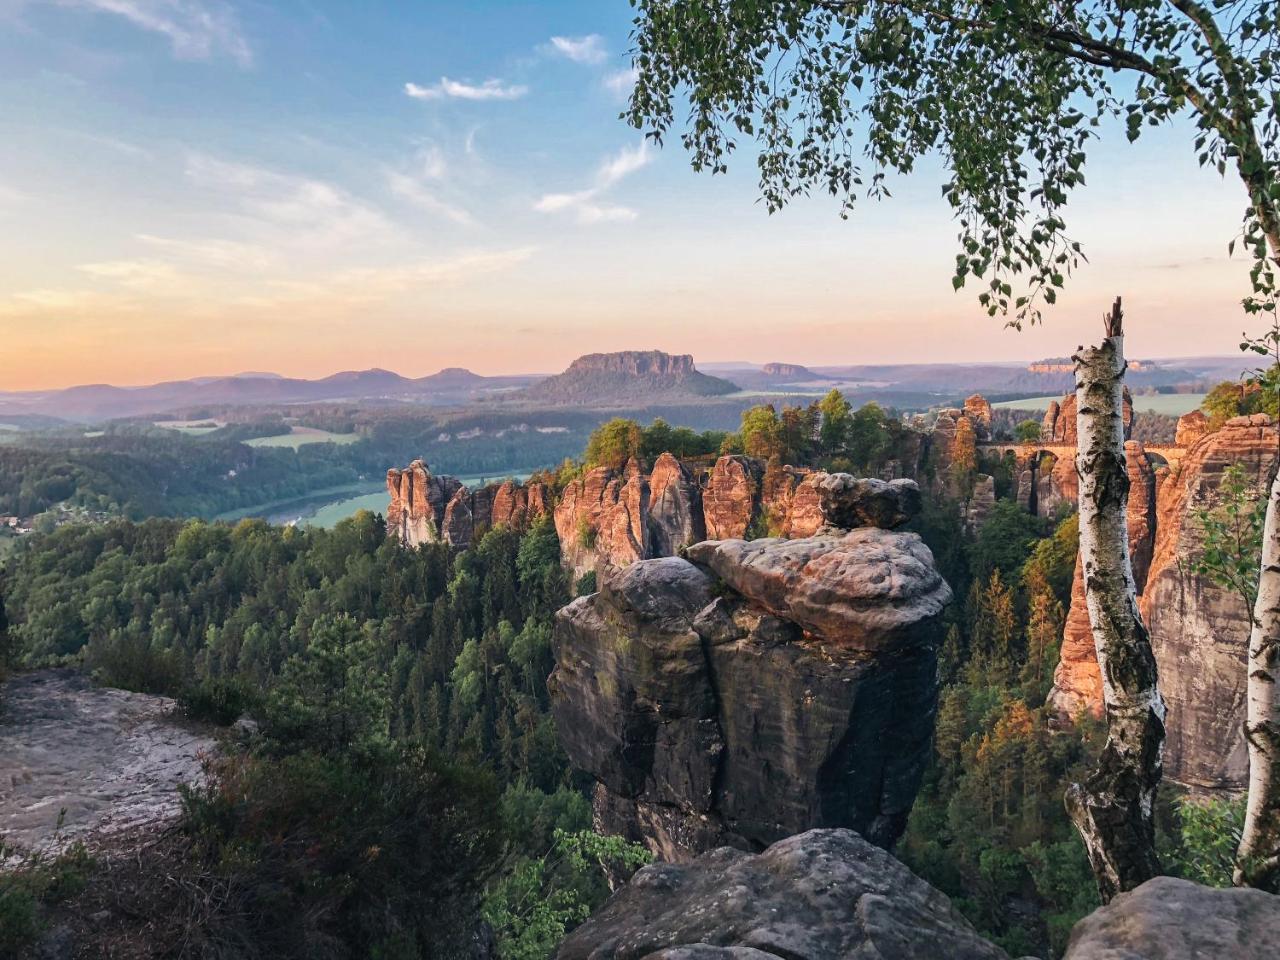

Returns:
1049,417,1279,792
549,494,951,863
387,459,547,549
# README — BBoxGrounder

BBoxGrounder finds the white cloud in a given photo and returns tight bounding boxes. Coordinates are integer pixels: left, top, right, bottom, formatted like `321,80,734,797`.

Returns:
386,170,474,227
417,144,447,180
184,152,395,249
534,142,651,225
135,233,274,270
404,77,528,102
548,34,606,65
78,257,184,291
603,67,638,97
60,0,252,66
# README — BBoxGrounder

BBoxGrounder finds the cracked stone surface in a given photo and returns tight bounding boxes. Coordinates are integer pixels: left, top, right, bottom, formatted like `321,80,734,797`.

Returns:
0,670,215,854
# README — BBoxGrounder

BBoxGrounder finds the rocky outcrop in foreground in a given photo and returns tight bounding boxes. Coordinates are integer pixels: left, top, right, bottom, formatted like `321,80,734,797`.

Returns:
557,829,1009,960
1062,875,1280,959
0,670,215,853
550,479,950,861
559,829,1280,960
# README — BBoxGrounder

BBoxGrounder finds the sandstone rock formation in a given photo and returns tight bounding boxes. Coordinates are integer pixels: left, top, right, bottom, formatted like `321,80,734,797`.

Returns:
1141,414,1278,790
521,350,738,404
1049,441,1158,720
387,460,547,549
1042,388,1133,444
965,474,996,532
703,455,764,540
761,361,815,380
964,393,993,439
647,453,705,557
386,460,461,545
557,829,1009,960
1176,408,1211,448
554,460,651,580
0,670,216,854
550,504,951,861
1062,875,1280,960
1049,418,1278,790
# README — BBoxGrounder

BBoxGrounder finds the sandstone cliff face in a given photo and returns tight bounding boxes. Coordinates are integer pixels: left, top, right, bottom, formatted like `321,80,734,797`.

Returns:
386,460,461,546
1176,409,1210,448
703,455,764,540
1042,388,1133,444
553,460,651,580
646,453,704,557
1141,415,1277,790
1048,441,1158,720
964,394,993,439
550,492,951,862
1048,420,1277,790
387,460,547,549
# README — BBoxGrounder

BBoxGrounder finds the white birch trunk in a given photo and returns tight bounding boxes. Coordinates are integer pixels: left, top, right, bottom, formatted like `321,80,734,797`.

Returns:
1064,298,1165,903
1236,469,1280,890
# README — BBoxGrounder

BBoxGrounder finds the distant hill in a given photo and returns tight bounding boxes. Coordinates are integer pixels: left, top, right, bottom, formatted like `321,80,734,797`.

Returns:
761,362,816,381
518,351,738,405
0,366,539,422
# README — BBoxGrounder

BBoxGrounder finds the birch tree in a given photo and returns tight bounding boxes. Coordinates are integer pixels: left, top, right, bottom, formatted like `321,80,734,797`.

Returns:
1064,298,1165,900
625,0,1280,895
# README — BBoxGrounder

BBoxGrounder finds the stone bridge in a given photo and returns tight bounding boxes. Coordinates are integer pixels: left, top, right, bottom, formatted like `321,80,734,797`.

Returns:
978,442,1187,466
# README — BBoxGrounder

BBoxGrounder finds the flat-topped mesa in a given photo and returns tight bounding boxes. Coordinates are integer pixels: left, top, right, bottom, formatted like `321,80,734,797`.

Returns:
550,521,952,862
387,459,548,548
568,350,697,378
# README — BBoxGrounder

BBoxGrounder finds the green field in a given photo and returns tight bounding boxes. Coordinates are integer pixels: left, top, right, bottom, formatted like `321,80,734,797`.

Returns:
155,419,222,436
993,394,1207,416
244,427,361,449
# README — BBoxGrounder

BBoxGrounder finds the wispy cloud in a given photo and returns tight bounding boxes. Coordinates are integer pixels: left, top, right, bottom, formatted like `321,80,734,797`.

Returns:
60,0,252,66
136,233,274,270
534,142,651,225
548,34,606,65
404,77,528,102
78,257,184,291
386,171,474,227
184,152,395,248
603,67,638,97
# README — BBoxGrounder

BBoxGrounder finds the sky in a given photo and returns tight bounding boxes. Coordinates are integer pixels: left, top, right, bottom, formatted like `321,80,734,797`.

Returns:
0,0,1263,390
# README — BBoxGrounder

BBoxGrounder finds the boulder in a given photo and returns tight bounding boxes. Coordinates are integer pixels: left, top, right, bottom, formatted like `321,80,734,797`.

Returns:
686,529,952,652
1063,876,1280,960
556,829,1009,960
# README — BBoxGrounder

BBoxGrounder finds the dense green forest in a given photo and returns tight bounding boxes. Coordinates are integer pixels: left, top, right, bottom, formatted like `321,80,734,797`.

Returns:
0,514,645,958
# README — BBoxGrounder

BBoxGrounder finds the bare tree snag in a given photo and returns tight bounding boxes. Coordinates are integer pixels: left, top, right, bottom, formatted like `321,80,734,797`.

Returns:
1237,450,1280,890
1065,297,1165,902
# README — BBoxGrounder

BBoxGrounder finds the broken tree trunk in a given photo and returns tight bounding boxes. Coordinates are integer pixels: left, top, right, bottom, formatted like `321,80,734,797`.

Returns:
1064,297,1165,903
1236,449,1280,890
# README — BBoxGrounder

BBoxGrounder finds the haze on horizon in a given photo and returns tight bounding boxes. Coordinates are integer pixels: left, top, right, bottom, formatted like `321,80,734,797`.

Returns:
0,0,1261,392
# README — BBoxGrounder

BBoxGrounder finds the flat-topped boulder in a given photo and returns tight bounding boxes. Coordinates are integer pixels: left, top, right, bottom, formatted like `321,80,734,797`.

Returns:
686,528,952,652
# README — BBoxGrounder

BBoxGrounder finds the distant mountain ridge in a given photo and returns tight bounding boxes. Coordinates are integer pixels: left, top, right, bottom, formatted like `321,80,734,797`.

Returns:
518,351,738,405
0,367,536,422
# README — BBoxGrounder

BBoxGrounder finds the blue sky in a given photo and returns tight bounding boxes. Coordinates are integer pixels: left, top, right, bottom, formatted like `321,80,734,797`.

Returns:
0,0,1260,389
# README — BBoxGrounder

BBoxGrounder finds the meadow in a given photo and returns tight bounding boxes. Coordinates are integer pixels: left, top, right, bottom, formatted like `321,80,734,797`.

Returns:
994,394,1208,416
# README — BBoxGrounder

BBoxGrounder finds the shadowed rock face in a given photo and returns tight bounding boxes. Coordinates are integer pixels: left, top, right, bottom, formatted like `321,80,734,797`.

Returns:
647,453,705,557
556,829,1009,960
550,522,950,861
